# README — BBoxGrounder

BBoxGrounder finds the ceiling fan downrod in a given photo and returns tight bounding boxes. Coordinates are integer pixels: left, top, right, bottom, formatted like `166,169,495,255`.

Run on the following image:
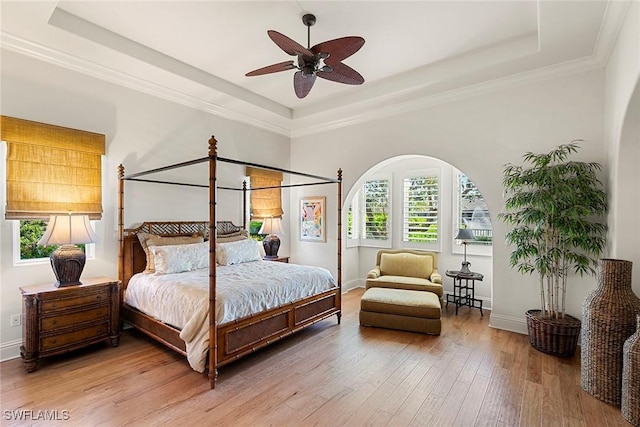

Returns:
302,14,316,49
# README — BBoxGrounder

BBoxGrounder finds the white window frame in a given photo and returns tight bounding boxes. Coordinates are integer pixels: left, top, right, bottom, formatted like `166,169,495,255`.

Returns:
346,192,360,248
12,220,96,266
359,174,392,248
452,170,492,257
401,169,441,251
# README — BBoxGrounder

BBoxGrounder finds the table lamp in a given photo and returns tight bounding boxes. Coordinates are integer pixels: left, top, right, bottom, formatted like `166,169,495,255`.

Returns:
455,228,475,274
38,214,97,287
259,217,283,258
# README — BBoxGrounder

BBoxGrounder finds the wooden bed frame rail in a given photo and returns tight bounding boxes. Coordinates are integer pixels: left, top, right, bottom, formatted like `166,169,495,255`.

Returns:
117,136,343,389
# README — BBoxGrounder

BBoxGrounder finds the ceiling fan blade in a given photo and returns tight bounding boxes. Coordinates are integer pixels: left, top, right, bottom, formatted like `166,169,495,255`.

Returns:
268,30,313,57
245,61,296,77
294,71,316,98
312,36,365,66
317,62,364,85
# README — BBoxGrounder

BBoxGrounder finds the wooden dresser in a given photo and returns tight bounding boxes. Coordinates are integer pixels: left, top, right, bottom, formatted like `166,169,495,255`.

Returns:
20,277,121,372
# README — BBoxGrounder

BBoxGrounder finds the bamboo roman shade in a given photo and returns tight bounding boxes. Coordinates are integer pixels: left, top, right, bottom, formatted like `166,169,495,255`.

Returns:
1,116,106,220
246,166,283,219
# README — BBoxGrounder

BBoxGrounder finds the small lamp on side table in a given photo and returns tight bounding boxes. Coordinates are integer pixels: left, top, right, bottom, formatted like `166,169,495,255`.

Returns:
38,214,97,287
259,217,283,259
455,228,475,274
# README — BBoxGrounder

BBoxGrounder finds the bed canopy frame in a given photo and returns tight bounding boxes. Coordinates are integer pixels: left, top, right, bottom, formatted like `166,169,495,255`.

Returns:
117,136,342,389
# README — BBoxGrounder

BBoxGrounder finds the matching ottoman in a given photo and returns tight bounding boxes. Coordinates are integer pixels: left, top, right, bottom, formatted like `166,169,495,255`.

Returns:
359,287,441,335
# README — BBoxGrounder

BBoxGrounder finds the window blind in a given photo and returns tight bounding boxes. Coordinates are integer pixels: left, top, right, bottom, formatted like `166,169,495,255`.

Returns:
363,179,389,240
246,166,283,219
403,175,439,243
1,116,105,220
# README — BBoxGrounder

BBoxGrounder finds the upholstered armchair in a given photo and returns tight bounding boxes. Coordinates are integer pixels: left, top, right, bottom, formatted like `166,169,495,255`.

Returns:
366,249,443,301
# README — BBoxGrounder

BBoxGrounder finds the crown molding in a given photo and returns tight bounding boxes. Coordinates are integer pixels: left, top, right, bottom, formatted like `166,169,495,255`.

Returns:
0,32,291,137
290,55,603,138
1,19,617,141
592,0,632,66
47,7,291,120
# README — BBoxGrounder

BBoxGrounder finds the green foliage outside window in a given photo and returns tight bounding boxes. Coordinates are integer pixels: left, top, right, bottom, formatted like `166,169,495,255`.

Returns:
20,220,56,260
364,179,389,240
19,220,85,260
404,176,438,243
249,220,266,241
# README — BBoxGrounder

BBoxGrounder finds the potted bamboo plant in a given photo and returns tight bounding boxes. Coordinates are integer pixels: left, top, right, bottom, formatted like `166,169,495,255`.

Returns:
499,142,607,357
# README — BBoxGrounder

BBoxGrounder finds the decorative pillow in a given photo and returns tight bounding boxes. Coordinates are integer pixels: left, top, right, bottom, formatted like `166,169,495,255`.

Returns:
150,241,209,275
216,229,249,243
139,234,204,273
216,239,261,266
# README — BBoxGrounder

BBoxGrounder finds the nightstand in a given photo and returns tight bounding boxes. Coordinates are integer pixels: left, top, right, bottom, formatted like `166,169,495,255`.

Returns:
263,256,290,263
20,276,121,372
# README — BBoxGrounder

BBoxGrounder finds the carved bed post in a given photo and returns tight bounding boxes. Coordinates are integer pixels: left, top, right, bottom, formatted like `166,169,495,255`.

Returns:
118,164,125,295
208,136,218,389
337,168,342,324
242,180,247,230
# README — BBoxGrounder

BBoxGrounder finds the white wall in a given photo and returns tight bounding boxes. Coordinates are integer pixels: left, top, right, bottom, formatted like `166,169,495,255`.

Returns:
0,50,290,360
604,0,640,293
291,68,606,334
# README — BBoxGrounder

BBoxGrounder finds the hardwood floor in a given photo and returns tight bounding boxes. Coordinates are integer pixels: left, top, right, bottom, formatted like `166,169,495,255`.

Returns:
1,288,632,427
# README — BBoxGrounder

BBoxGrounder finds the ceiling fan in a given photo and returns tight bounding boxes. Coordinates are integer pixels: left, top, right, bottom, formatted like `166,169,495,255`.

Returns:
246,14,365,99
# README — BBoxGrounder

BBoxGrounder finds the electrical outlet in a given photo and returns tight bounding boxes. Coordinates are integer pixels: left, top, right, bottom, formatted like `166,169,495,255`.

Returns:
10,314,21,327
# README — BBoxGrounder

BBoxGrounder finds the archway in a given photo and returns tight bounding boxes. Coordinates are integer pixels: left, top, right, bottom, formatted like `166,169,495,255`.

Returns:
613,78,640,291
342,154,494,310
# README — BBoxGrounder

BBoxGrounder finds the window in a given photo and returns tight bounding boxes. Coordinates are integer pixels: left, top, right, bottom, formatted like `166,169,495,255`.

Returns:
362,177,390,245
2,116,105,220
13,219,95,264
246,167,283,220
347,163,492,254
403,170,439,248
18,219,57,260
346,195,359,246
1,116,105,264
456,173,492,245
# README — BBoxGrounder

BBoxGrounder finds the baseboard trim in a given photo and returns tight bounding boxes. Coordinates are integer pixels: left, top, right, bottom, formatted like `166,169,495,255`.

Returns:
342,279,365,293
0,339,22,362
489,313,528,335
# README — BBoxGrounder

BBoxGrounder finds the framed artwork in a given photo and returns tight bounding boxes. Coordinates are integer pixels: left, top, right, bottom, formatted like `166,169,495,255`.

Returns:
300,196,326,242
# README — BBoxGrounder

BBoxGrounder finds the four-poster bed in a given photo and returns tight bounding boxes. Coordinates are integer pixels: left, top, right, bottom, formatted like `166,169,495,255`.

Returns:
117,136,343,389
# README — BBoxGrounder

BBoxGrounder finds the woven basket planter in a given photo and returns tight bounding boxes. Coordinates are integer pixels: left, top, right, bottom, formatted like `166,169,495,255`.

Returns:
622,315,640,426
581,259,640,406
526,310,581,357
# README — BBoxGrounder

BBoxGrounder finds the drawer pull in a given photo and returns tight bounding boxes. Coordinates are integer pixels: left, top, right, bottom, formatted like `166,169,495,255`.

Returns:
52,320,57,325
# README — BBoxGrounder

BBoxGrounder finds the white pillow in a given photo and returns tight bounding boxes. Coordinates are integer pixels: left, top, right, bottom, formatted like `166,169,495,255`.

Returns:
217,239,262,266
150,241,209,275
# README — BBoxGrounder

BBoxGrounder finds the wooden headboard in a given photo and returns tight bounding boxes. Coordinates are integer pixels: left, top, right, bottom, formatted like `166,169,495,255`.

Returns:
120,220,243,290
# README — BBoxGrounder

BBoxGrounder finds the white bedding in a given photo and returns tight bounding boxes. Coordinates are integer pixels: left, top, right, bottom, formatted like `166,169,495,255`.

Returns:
124,260,337,372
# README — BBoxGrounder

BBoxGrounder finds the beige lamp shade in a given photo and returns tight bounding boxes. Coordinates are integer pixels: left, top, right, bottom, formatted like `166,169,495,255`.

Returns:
38,214,97,246
259,217,284,235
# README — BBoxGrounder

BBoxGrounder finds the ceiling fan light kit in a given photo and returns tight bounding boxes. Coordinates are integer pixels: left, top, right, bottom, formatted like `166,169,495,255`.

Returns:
246,13,365,98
